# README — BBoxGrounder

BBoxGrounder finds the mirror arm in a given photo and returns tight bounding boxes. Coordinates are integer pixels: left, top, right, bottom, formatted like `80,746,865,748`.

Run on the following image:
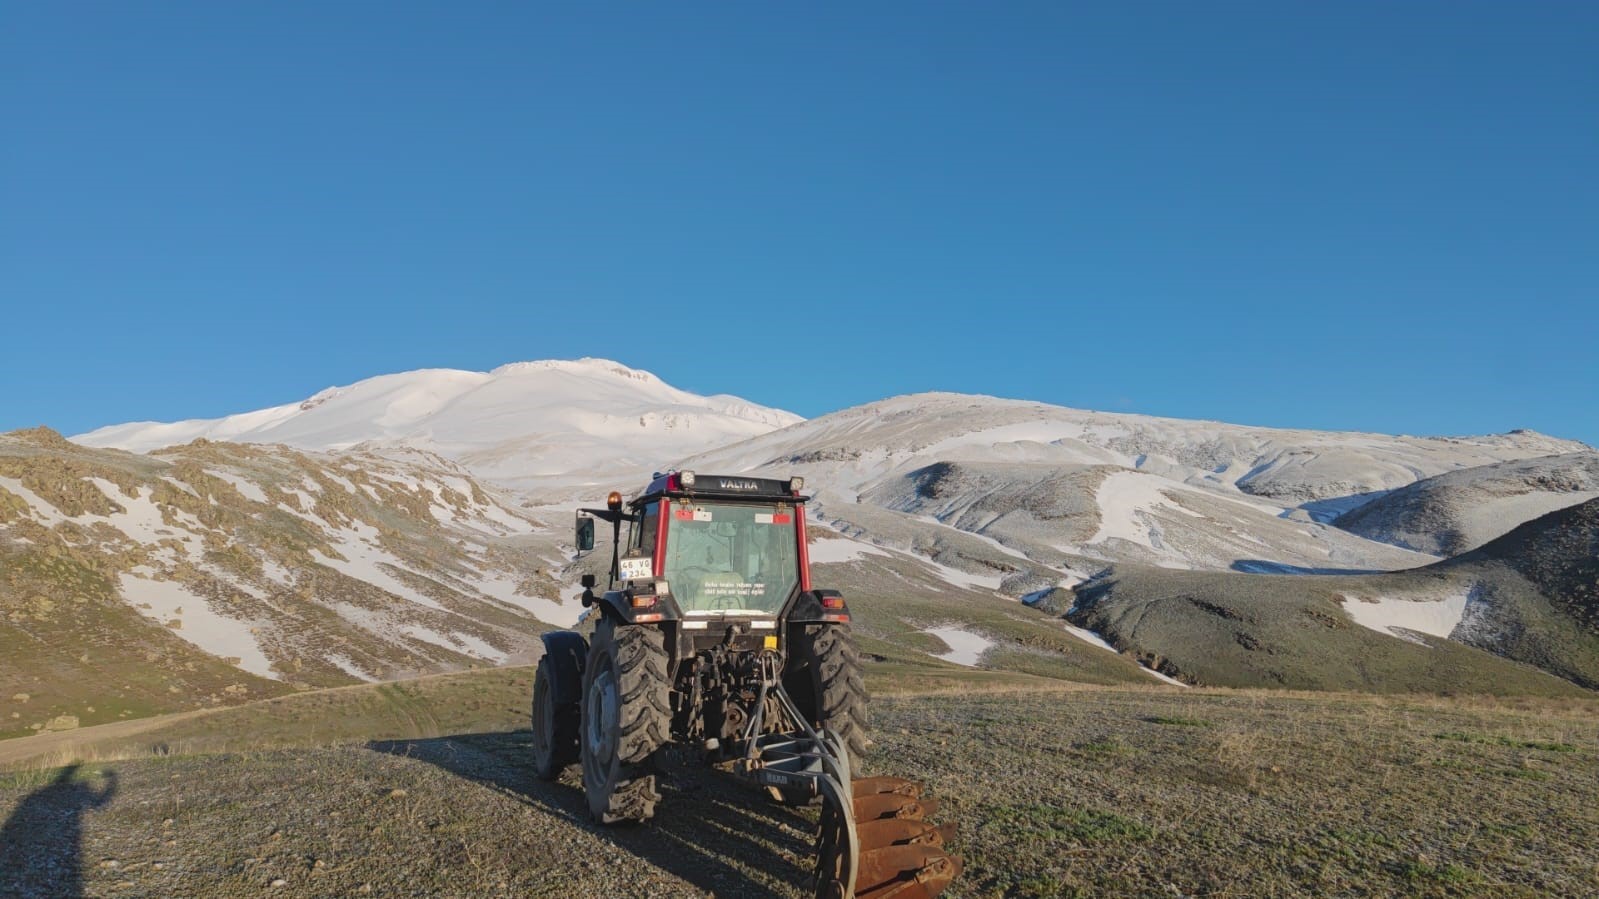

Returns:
609,517,623,590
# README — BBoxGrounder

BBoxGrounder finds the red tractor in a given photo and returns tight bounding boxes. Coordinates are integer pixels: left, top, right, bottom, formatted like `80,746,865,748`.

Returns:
531,471,960,899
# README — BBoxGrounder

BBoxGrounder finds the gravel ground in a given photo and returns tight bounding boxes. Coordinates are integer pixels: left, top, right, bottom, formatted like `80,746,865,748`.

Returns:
4,688,1598,898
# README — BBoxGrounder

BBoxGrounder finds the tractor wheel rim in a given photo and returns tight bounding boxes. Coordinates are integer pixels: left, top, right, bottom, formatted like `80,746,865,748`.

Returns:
586,668,618,761
532,677,550,757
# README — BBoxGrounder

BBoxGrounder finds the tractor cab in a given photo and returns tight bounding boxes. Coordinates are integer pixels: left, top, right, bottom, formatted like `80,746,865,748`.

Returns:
648,495,799,615
575,471,848,645
625,471,806,615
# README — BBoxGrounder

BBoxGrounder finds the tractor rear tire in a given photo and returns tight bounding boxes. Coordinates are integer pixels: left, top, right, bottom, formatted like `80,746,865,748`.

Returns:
580,618,671,823
531,655,578,780
786,623,869,763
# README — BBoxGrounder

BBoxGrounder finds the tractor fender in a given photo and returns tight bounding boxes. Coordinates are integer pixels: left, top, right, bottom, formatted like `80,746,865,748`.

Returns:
539,631,589,707
598,588,683,625
599,590,634,624
784,589,850,623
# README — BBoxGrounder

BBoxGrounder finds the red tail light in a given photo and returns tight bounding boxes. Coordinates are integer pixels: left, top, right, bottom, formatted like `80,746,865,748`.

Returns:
821,595,846,609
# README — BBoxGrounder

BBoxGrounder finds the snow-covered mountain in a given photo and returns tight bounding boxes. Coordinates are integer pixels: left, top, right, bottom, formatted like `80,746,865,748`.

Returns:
36,362,1599,699
686,393,1585,502
75,359,802,486
682,393,1588,576
76,368,1589,579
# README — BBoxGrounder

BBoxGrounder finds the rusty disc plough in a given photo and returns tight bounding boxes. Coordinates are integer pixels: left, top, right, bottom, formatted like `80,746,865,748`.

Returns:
736,670,960,899
816,774,961,899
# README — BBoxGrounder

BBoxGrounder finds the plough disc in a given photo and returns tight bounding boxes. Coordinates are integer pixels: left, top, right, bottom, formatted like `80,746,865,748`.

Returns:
815,773,961,899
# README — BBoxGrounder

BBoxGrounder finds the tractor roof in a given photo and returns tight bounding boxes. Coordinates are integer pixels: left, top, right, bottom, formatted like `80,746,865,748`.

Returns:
630,471,808,506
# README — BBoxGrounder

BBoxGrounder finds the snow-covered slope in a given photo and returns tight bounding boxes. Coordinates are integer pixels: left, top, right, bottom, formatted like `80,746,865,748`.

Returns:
682,393,1585,576
75,359,802,486
1061,497,1599,693
687,393,1584,501
1334,452,1599,555
1,428,595,737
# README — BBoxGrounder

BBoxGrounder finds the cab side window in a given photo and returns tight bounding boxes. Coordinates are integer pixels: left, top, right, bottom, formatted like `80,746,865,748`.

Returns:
634,502,659,555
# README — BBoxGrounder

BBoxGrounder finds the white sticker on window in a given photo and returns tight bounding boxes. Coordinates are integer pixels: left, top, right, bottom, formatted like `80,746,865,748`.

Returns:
754,513,773,524
705,582,764,597
693,509,712,522
619,556,653,581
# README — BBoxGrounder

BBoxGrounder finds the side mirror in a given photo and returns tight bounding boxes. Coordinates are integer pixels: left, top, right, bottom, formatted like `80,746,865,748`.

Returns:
580,573,597,589
575,515,595,552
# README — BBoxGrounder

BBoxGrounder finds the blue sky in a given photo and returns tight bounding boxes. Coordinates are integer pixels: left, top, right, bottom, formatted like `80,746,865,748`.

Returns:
3,2,1595,444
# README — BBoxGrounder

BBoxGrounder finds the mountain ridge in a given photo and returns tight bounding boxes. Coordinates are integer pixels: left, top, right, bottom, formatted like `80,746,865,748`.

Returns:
18,360,1597,706
73,358,803,485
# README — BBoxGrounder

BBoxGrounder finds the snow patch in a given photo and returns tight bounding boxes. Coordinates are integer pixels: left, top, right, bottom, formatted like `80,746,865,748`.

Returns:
83,483,183,545
924,626,994,667
1141,665,1189,687
1090,471,1194,550
1063,623,1118,653
281,489,322,521
474,498,536,533
0,477,65,524
920,557,1005,591
1062,621,1188,687
161,477,199,497
322,473,359,494
808,537,892,564
1339,592,1470,643
324,653,374,681
310,523,445,610
399,624,506,661
259,560,296,589
117,574,278,679
474,570,575,626
206,470,270,504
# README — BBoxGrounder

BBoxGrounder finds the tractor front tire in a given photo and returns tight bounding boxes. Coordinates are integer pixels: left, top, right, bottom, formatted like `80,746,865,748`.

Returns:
531,655,578,780
580,619,671,823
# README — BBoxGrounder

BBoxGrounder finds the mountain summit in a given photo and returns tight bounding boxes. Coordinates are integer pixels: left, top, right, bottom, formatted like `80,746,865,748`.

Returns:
73,358,803,484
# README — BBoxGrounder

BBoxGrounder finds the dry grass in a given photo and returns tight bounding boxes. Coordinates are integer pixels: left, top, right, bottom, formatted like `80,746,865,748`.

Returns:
4,665,1598,897
889,689,1599,897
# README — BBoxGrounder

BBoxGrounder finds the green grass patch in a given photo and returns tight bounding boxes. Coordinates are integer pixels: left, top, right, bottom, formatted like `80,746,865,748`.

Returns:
1076,735,1130,756
1479,821,1533,839
1395,859,1479,886
1321,827,1397,850
1433,732,1578,752
1145,715,1210,727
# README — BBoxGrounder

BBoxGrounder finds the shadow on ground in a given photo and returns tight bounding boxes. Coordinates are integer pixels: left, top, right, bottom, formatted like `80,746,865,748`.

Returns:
0,764,118,899
368,730,815,895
